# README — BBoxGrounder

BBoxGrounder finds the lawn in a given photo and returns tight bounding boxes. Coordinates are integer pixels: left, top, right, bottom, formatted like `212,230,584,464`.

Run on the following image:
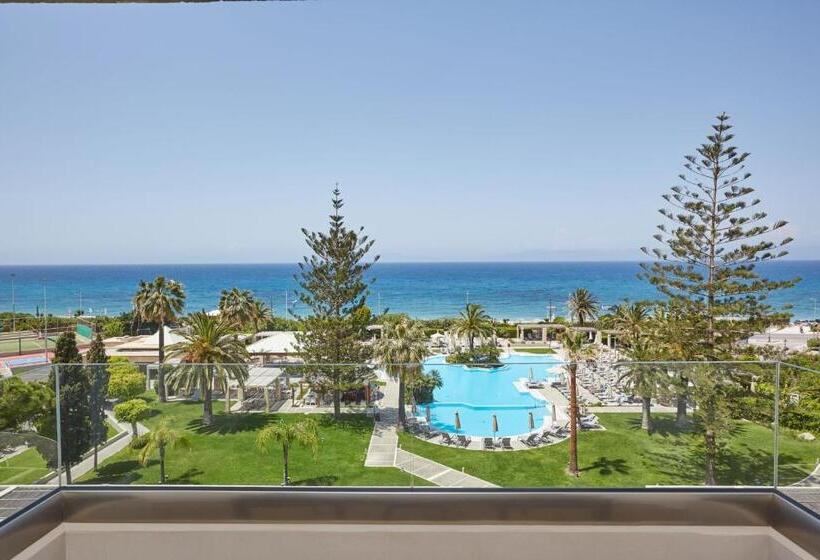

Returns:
0,448,52,484
512,347,556,354
78,396,428,486
397,413,820,487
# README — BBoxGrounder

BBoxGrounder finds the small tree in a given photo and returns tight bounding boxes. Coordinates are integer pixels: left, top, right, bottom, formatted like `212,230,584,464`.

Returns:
114,399,150,437
138,420,191,484
256,417,320,486
567,288,599,327
373,317,429,427
617,339,668,433
0,377,53,432
295,187,378,419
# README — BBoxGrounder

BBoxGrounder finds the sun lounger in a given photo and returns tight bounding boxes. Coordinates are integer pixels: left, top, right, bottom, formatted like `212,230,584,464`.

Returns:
457,435,471,447
501,437,513,450
519,433,540,447
440,433,457,445
483,437,495,450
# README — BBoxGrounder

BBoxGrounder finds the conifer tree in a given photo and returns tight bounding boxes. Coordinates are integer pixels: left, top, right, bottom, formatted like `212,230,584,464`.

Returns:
46,331,92,483
641,113,798,358
85,333,109,471
295,187,379,419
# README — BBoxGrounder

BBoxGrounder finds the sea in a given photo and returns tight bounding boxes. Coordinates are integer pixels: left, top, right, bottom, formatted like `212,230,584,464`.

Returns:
0,261,818,321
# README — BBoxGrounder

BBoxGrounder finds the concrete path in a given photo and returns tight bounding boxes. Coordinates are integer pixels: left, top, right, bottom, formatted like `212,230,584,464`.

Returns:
363,376,497,487
46,410,147,485
394,448,496,487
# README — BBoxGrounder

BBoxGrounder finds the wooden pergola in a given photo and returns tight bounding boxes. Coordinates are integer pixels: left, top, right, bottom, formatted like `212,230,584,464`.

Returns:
514,322,567,342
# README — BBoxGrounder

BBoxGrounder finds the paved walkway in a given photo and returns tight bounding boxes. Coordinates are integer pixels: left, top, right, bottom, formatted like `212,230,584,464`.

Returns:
46,410,147,485
363,376,497,487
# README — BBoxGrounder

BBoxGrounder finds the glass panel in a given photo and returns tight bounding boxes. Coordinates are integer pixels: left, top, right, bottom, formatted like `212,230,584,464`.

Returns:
0,361,59,521
776,362,820,515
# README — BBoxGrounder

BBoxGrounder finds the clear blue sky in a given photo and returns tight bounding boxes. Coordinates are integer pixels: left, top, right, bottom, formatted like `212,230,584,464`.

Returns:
1,1,818,264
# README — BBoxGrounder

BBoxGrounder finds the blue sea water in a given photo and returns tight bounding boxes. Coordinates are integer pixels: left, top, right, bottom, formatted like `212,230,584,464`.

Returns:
420,354,564,437
0,261,817,320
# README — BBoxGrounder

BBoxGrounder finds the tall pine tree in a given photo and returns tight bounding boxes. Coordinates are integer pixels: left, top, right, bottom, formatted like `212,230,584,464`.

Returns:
641,113,798,358
85,333,109,471
47,331,93,484
295,187,378,419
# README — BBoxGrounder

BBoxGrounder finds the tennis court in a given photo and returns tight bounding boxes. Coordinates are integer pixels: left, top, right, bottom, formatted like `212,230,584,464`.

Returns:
0,330,91,356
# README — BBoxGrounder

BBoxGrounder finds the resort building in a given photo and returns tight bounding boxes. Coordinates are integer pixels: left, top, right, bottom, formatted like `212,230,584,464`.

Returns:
246,331,300,364
102,326,186,364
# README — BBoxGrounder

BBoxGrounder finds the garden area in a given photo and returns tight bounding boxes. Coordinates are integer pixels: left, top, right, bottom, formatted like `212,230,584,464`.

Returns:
397,413,820,487
78,394,426,486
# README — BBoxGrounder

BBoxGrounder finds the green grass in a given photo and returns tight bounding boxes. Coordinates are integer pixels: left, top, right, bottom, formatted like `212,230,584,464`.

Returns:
0,448,52,484
78,396,429,486
512,347,556,354
398,413,820,487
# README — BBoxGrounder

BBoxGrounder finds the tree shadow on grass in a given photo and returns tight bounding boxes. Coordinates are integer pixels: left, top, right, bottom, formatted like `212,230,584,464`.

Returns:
78,460,144,485
292,475,339,486
188,413,272,435
580,457,630,476
170,467,205,484
624,415,695,438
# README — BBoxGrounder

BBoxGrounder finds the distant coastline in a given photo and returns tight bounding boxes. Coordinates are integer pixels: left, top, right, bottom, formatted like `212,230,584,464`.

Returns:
1,261,818,320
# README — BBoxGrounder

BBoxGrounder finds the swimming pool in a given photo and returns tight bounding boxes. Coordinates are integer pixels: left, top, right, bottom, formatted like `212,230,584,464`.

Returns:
417,354,564,437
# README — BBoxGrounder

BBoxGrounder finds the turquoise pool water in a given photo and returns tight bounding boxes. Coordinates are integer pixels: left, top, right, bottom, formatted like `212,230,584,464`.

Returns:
418,354,564,437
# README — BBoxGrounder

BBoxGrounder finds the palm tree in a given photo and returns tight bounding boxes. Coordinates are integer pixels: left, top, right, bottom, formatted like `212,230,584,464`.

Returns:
219,288,255,330
561,329,597,477
373,317,429,427
454,303,492,351
613,301,650,345
138,420,191,484
256,417,320,486
249,299,272,333
617,338,667,433
133,276,186,402
166,312,250,425
567,288,599,327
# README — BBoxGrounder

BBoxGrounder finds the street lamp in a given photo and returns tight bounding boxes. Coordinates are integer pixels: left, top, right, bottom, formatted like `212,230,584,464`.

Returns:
10,273,15,332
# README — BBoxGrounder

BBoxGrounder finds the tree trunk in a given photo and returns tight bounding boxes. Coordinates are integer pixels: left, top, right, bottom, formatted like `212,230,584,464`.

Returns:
224,380,231,414
704,430,717,485
157,320,167,402
203,380,214,426
676,383,688,427
93,442,98,471
641,396,652,433
468,334,474,352
397,376,406,428
131,421,138,437
159,446,166,484
64,463,73,485
332,390,341,419
282,443,289,486
567,362,579,477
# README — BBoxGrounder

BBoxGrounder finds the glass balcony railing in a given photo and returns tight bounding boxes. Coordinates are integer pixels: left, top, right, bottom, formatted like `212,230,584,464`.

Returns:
2,358,817,516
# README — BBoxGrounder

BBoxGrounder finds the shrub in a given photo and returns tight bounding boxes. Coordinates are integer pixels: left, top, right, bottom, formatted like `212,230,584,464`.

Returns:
806,338,820,350
108,359,146,401
446,344,502,367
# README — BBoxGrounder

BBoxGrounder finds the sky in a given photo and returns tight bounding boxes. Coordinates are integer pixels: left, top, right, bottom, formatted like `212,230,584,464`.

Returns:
0,0,818,264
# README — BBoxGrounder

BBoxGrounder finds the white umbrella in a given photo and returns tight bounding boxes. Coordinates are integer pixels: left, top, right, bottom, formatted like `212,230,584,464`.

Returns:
528,411,535,431
492,414,499,437
425,405,431,423
454,411,461,432
529,367,534,381
551,403,557,428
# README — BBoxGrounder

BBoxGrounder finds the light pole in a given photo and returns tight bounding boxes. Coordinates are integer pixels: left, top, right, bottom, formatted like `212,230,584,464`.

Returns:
10,273,16,332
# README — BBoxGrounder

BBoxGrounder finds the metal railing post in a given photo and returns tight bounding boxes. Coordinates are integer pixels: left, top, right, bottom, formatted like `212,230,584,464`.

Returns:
772,361,781,489
54,364,63,487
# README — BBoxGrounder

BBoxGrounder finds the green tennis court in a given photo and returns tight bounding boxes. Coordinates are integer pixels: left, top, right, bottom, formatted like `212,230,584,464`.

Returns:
0,332,91,355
